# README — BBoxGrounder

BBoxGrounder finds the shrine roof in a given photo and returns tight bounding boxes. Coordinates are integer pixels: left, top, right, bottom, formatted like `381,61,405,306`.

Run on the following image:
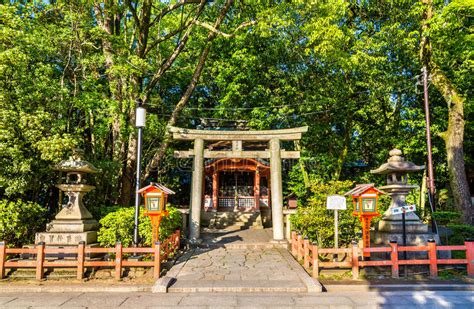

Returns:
205,158,269,166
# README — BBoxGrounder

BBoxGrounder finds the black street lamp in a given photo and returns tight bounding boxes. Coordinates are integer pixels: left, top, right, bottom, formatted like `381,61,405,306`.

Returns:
133,103,146,246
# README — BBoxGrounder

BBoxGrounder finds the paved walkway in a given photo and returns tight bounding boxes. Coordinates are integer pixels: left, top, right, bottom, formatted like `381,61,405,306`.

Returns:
165,228,319,293
0,291,472,308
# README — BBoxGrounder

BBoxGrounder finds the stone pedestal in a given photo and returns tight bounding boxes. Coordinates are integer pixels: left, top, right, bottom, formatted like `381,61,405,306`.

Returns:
35,231,97,246
36,184,98,246
372,213,436,247
372,183,435,247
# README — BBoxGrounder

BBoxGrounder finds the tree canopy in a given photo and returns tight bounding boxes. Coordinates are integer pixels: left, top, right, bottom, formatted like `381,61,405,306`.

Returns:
0,0,472,222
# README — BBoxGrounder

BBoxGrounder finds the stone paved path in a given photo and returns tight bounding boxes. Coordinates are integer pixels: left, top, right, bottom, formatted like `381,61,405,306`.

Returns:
0,291,472,308
165,229,316,292
167,246,308,292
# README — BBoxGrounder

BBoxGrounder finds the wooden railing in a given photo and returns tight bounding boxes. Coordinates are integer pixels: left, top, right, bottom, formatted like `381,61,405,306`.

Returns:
0,230,180,281
290,231,474,279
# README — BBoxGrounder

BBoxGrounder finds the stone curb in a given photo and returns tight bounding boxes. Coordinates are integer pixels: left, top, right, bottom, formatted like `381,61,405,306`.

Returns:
0,285,151,293
277,248,323,293
152,276,174,293
323,284,474,292
0,283,471,293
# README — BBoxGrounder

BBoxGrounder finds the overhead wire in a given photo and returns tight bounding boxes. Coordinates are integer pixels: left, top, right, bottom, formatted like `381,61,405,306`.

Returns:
178,73,423,114
149,73,423,122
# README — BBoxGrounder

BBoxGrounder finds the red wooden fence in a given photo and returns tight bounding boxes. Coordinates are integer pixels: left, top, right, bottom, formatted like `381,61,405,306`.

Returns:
0,230,180,281
291,231,474,279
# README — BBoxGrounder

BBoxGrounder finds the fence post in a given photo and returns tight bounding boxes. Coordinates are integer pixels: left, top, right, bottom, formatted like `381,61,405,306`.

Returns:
427,239,438,278
153,241,161,279
0,241,6,279
465,239,474,277
297,234,303,260
390,240,399,278
115,241,122,280
291,231,297,256
36,242,45,280
77,241,85,280
303,237,310,269
312,242,319,278
176,230,181,249
351,241,359,280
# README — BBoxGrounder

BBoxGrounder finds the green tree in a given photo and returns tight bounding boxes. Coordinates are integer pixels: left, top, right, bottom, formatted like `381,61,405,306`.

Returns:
419,0,473,223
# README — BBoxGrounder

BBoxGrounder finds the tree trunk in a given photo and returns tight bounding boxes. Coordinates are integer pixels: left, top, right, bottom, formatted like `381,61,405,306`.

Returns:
431,65,472,224
120,107,136,206
94,2,127,205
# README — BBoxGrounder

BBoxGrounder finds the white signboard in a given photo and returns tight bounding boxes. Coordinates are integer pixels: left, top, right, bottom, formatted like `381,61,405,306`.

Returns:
391,204,416,216
326,195,347,210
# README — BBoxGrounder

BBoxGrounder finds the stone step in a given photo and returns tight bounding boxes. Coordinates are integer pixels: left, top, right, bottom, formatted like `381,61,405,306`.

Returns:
209,211,263,230
168,280,307,293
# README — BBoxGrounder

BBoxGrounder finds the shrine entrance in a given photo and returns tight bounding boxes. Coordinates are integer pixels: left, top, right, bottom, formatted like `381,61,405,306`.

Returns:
171,126,307,243
204,158,270,212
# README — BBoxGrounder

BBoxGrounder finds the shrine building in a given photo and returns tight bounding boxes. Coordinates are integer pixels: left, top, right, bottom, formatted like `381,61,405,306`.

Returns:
171,125,308,244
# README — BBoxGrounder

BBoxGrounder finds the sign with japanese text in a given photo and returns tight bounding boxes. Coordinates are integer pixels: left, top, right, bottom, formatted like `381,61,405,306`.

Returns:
326,195,347,210
391,204,416,216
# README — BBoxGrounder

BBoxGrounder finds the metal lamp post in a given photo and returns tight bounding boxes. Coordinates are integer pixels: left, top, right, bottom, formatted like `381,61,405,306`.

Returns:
133,104,146,246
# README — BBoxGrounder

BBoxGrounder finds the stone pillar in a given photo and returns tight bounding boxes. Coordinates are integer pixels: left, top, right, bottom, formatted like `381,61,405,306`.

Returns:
190,138,204,243
254,170,260,211
269,138,284,241
212,170,218,211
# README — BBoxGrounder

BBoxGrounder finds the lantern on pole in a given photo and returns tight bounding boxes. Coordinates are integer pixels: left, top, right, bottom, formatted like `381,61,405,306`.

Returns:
345,184,384,257
137,183,175,244
133,104,146,246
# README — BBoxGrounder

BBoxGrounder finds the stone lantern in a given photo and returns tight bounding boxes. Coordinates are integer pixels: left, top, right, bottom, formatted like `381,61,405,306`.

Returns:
370,149,437,246
36,149,99,246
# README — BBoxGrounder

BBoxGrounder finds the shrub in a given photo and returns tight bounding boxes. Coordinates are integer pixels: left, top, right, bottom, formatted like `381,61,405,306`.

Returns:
0,199,47,247
290,179,360,247
97,206,182,247
432,211,462,225
445,224,474,259
447,224,474,244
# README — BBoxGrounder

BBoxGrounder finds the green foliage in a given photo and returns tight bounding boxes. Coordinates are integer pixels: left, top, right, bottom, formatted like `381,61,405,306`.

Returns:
447,224,474,244
432,211,461,225
436,188,454,210
0,199,47,247
97,206,181,247
0,1,471,227
446,223,474,259
290,179,359,247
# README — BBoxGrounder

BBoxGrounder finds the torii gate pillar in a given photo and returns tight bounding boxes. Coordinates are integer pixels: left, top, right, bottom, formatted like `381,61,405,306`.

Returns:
190,138,204,243
269,138,284,241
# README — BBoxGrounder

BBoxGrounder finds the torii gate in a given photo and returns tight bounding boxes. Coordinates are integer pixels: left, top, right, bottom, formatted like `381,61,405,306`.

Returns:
170,126,308,243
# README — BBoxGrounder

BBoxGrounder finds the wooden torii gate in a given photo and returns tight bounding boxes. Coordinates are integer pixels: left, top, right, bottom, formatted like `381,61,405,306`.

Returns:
170,126,308,243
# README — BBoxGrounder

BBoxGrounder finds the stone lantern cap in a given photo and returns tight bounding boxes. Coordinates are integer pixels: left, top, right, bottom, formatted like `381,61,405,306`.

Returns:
370,149,424,175
54,149,99,174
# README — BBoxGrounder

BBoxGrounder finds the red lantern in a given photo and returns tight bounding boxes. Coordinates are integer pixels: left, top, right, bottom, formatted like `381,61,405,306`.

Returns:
137,183,175,244
345,184,384,257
